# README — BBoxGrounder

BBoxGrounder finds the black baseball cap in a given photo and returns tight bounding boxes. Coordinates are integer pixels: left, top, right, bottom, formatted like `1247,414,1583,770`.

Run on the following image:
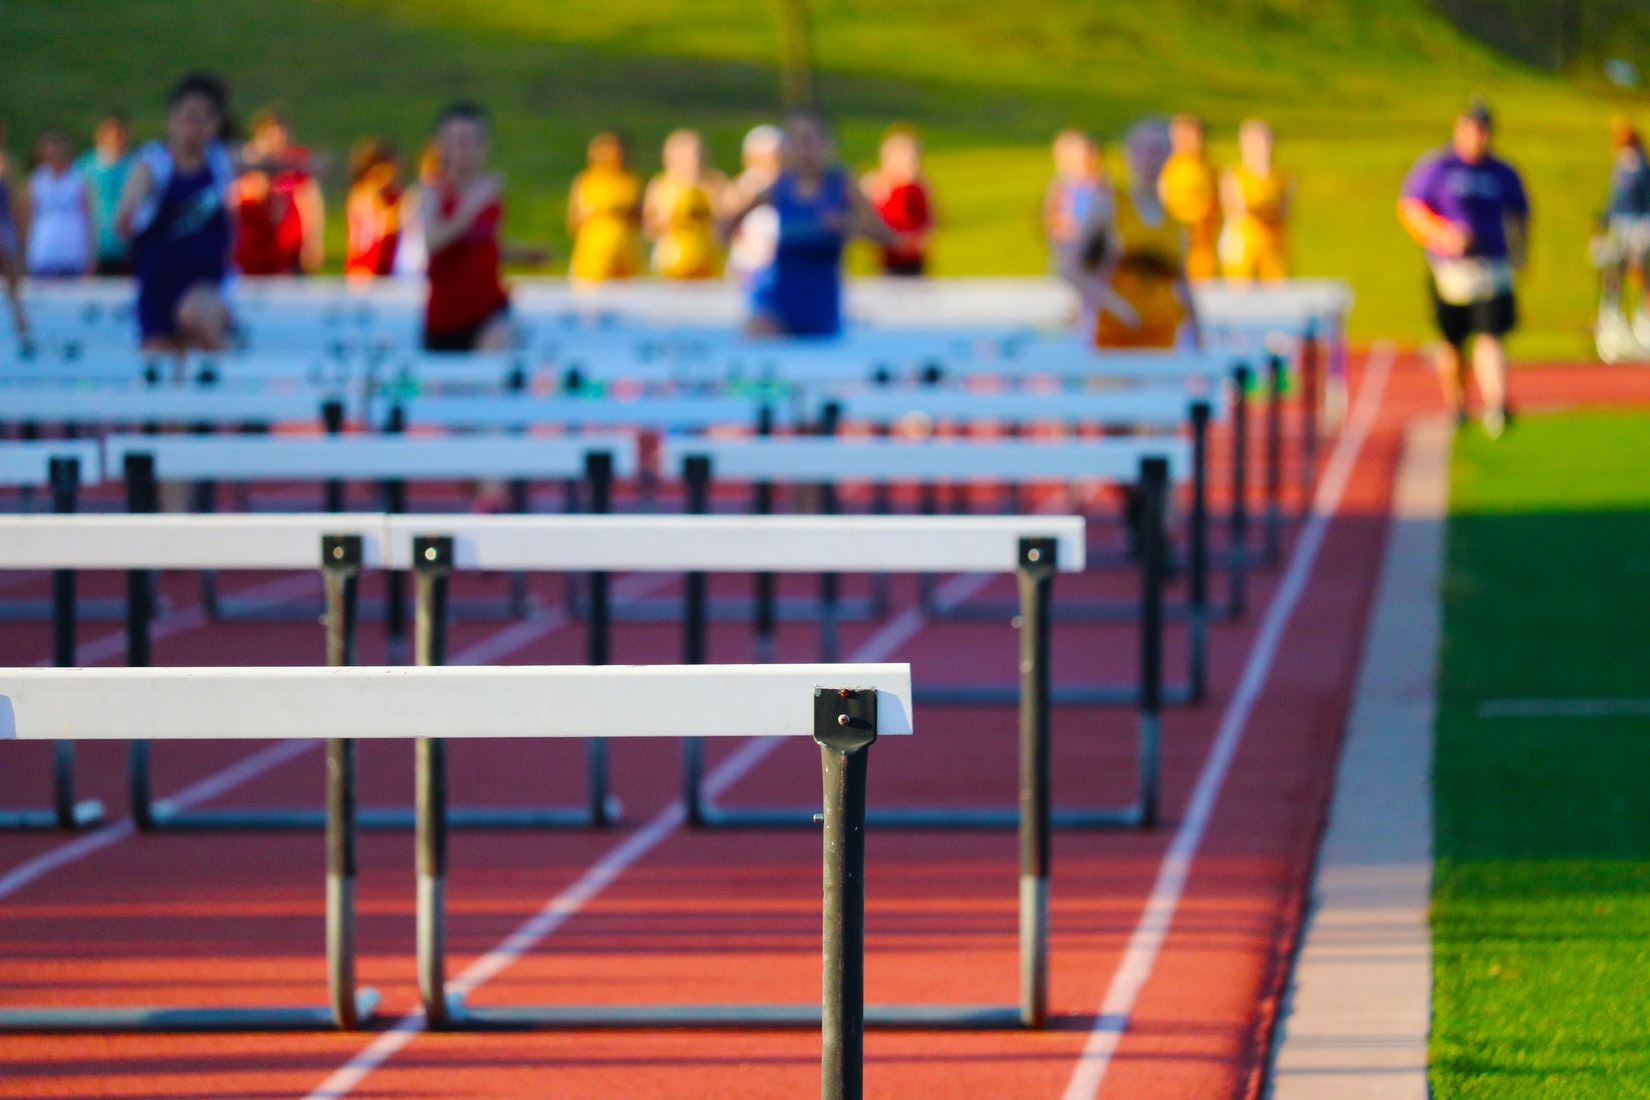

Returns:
1461,96,1493,128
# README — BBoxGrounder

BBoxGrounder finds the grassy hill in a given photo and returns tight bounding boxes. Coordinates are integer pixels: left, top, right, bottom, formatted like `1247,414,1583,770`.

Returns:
1,0,1645,356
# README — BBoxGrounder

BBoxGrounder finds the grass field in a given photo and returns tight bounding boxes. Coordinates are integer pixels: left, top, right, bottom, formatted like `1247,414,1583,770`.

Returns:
1433,412,1650,1097
0,0,1646,356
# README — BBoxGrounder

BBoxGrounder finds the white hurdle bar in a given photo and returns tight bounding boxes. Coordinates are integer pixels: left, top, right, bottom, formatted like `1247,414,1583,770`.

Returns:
661,435,1208,708
392,514,1085,1029
0,661,910,1095
381,392,789,433
0,443,106,831
0,514,389,835
0,388,339,427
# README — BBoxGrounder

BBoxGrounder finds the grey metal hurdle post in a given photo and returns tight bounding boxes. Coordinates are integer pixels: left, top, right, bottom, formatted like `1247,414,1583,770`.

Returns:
1188,401,1211,704
816,686,877,1100
322,534,366,1028
752,404,778,664
1228,363,1251,618
1264,353,1285,565
1301,318,1320,512
125,452,159,831
585,450,616,827
412,534,454,1028
1136,457,1168,828
682,455,711,826
817,400,842,664
1016,537,1055,1029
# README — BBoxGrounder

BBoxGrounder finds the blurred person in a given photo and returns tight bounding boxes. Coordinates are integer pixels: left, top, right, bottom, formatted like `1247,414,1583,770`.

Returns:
1399,98,1529,437
724,123,782,283
116,72,237,352
420,102,546,352
231,106,323,275
722,106,900,338
392,141,440,280
567,131,643,285
643,128,727,279
0,123,28,342
1158,114,1220,280
20,130,95,278
1063,118,1198,350
1042,128,1102,269
344,137,402,279
1594,117,1650,341
1219,118,1292,283
76,111,134,275
861,124,935,276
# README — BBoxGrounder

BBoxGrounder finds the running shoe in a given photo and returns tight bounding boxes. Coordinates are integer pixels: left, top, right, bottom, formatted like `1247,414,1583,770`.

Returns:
1482,407,1505,440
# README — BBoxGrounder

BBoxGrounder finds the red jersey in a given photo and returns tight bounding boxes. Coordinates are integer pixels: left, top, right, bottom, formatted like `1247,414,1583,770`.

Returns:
425,183,508,335
233,152,313,275
872,178,932,268
345,173,402,279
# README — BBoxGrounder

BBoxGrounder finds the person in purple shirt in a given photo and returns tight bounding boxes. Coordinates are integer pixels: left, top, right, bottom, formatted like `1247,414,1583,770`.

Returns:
1399,99,1529,437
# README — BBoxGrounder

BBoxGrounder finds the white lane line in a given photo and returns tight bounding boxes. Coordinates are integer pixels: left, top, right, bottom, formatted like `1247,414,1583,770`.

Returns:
301,569,992,1100
1058,341,1395,1100
1476,697,1650,719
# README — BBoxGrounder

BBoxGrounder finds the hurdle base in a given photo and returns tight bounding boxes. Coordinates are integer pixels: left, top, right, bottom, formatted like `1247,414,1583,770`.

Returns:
0,989,380,1033
448,996,1029,1031
931,596,1207,624
214,594,533,624
913,682,1193,707
689,801,1150,831
0,596,157,622
141,798,624,831
0,799,104,831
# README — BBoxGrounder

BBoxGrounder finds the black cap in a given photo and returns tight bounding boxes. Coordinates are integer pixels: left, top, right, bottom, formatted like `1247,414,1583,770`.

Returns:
1462,96,1493,128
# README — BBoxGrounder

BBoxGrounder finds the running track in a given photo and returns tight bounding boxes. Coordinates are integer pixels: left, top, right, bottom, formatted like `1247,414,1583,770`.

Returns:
4,355,1644,1099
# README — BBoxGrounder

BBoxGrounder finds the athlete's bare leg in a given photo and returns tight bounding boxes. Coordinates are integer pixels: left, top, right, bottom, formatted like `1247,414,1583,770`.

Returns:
176,285,232,351
744,313,786,338
476,313,515,352
1473,334,1509,436
1436,339,1471,418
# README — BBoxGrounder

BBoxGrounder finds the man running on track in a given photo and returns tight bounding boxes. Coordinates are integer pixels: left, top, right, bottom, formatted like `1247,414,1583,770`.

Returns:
1400,98,1529,437
116,72,237,353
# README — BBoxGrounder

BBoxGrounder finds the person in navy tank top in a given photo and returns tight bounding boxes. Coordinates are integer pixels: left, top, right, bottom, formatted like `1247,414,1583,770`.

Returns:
724,108,901,337
116,72,237,353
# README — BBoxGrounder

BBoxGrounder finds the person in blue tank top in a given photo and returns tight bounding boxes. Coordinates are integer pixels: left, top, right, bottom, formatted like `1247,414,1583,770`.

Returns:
115,73,238,352
723,107,901,337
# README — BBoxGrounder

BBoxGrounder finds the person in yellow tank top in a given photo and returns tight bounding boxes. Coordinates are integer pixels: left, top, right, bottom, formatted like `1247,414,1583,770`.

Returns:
1062,119,1198,350
1220,118,1293,283
567,132,643,284
644,129,727,280
1158,114,1220,281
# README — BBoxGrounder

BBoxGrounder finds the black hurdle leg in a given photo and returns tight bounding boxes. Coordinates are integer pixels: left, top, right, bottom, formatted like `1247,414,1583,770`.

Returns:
412,536,453,1028
816,402,842,663
1016,537,1055,1029
322,399,347,515
752,404,777,663
682,456,710,826
382,405,408,663
1188,402,1211,704
507,476,531,618
1228,364,1251,618
124,453,158,831
1137,458,1168,828
815,687,877,1100
1264,353,1285,565
47,457,102,829
1301,318,1320,513
584,452,616,826
322,534,366,1028
192,421,220,619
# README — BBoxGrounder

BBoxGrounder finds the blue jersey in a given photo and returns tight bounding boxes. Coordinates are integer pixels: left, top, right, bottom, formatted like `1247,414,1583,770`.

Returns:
748,167,851,337
133,153,231,341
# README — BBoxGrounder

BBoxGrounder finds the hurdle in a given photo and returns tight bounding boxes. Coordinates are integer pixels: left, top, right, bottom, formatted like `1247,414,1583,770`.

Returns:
390,517,1086,1029
660,435,1203,706
0,388,339,431
0,443,106,830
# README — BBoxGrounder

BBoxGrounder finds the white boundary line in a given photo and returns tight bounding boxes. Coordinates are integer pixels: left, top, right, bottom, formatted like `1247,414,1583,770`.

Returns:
1057,340,1395,1100
301,569,991,1100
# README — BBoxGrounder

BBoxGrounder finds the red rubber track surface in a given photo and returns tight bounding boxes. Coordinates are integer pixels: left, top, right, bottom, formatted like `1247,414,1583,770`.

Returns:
1,357,1642,1099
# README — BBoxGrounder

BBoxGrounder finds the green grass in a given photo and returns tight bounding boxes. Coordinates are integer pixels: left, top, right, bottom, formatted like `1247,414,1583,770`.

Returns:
1433,412,1650,1098
0,0,1645,356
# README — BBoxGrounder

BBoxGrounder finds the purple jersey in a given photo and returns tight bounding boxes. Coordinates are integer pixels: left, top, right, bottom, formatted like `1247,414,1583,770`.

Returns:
1401,148,1529,260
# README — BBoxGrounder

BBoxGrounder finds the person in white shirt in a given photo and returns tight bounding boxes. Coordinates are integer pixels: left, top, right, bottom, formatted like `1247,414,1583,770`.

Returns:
21,131,95,278
723,124,782,284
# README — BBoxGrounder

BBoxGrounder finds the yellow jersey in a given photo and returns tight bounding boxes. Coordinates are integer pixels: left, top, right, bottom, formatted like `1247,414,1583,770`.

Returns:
569,166,644,283
1158,152,1220,279
1095,188,1187,349
1220,164,1291,281
648,175,722,280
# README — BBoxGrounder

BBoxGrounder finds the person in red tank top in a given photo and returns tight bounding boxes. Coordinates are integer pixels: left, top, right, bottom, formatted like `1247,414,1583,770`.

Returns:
422,104,508,351
861,125,935,276
345,138,402,279
232,108,323,276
